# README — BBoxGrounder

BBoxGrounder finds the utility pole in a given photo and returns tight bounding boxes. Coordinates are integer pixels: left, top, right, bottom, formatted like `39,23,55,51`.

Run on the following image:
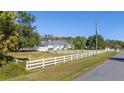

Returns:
95,19,98,55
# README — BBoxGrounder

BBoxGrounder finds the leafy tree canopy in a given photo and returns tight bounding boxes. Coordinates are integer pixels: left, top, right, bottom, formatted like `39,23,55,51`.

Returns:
86,34,105,50
0,11,41,54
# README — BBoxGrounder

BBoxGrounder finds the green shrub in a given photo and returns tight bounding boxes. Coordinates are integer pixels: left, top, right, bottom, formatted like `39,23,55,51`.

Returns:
0,62,27,80
0,54,14,66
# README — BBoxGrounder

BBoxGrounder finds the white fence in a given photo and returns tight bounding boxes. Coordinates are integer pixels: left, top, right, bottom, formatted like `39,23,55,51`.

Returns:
26,50,106,70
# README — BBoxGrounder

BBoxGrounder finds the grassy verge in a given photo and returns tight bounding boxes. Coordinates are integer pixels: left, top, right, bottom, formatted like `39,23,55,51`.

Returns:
0,62,28,80
8,52,117,81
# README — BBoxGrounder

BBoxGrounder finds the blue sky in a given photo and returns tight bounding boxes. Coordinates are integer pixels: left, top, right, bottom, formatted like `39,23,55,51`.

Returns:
31,11,124,41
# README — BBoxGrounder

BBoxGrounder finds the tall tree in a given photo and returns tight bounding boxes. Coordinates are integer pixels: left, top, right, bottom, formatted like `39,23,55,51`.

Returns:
86,34,105,50
15,11,41,51
73,37,87,49
0,12,19,54
105,39,124,49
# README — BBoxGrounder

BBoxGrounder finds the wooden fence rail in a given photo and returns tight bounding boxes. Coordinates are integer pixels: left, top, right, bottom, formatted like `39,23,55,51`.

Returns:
26,50,106,70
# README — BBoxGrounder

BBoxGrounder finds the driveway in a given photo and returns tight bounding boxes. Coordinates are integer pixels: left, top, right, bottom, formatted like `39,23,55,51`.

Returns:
74,52,124,81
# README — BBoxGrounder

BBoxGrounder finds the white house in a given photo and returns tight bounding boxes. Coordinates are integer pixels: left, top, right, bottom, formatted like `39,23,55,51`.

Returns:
37,40,74,52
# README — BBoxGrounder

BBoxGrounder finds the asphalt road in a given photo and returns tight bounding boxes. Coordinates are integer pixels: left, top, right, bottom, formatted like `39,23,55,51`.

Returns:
74,52,124,81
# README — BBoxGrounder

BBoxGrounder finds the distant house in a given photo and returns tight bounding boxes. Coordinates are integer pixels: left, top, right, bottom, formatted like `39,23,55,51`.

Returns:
37,40,74,51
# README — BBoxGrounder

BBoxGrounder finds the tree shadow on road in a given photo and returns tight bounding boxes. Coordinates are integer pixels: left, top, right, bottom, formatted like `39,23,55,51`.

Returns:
109,57,124,62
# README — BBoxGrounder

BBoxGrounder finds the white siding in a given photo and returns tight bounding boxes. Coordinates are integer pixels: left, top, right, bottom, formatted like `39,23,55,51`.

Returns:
37,47,48,51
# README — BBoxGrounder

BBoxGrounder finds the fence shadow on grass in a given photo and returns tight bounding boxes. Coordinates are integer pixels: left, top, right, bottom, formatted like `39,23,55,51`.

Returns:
109,57,124,62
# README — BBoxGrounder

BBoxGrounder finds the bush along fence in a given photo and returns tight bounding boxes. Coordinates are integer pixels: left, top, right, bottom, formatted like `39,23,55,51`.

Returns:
26,50,106,70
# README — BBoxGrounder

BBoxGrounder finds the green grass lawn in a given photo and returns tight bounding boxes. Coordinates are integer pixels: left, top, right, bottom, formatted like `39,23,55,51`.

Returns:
8,52,64,60
8,52,117,81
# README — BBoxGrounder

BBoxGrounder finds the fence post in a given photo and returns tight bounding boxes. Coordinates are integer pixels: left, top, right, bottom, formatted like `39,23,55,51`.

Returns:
64,56,66,63
77,54,79,59
90,52,91,56
93,51,95,55
80,53,82,58
89,52,91,56
54,57,57,65
87,51,90,57
16,59,18,63
86,52,88,57
42,59,45,68
29,55,31,61
90,51,92,56
83,53,85,58
79,53,81,58
84,52,86,57
94,51,96,55
84,52,85,57
71,55,73,61
91,51,93,56
26,61,29,70
81,53,83,58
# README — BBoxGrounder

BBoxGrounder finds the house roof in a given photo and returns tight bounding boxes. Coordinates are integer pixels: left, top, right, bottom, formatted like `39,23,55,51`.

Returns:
40,40,73,47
